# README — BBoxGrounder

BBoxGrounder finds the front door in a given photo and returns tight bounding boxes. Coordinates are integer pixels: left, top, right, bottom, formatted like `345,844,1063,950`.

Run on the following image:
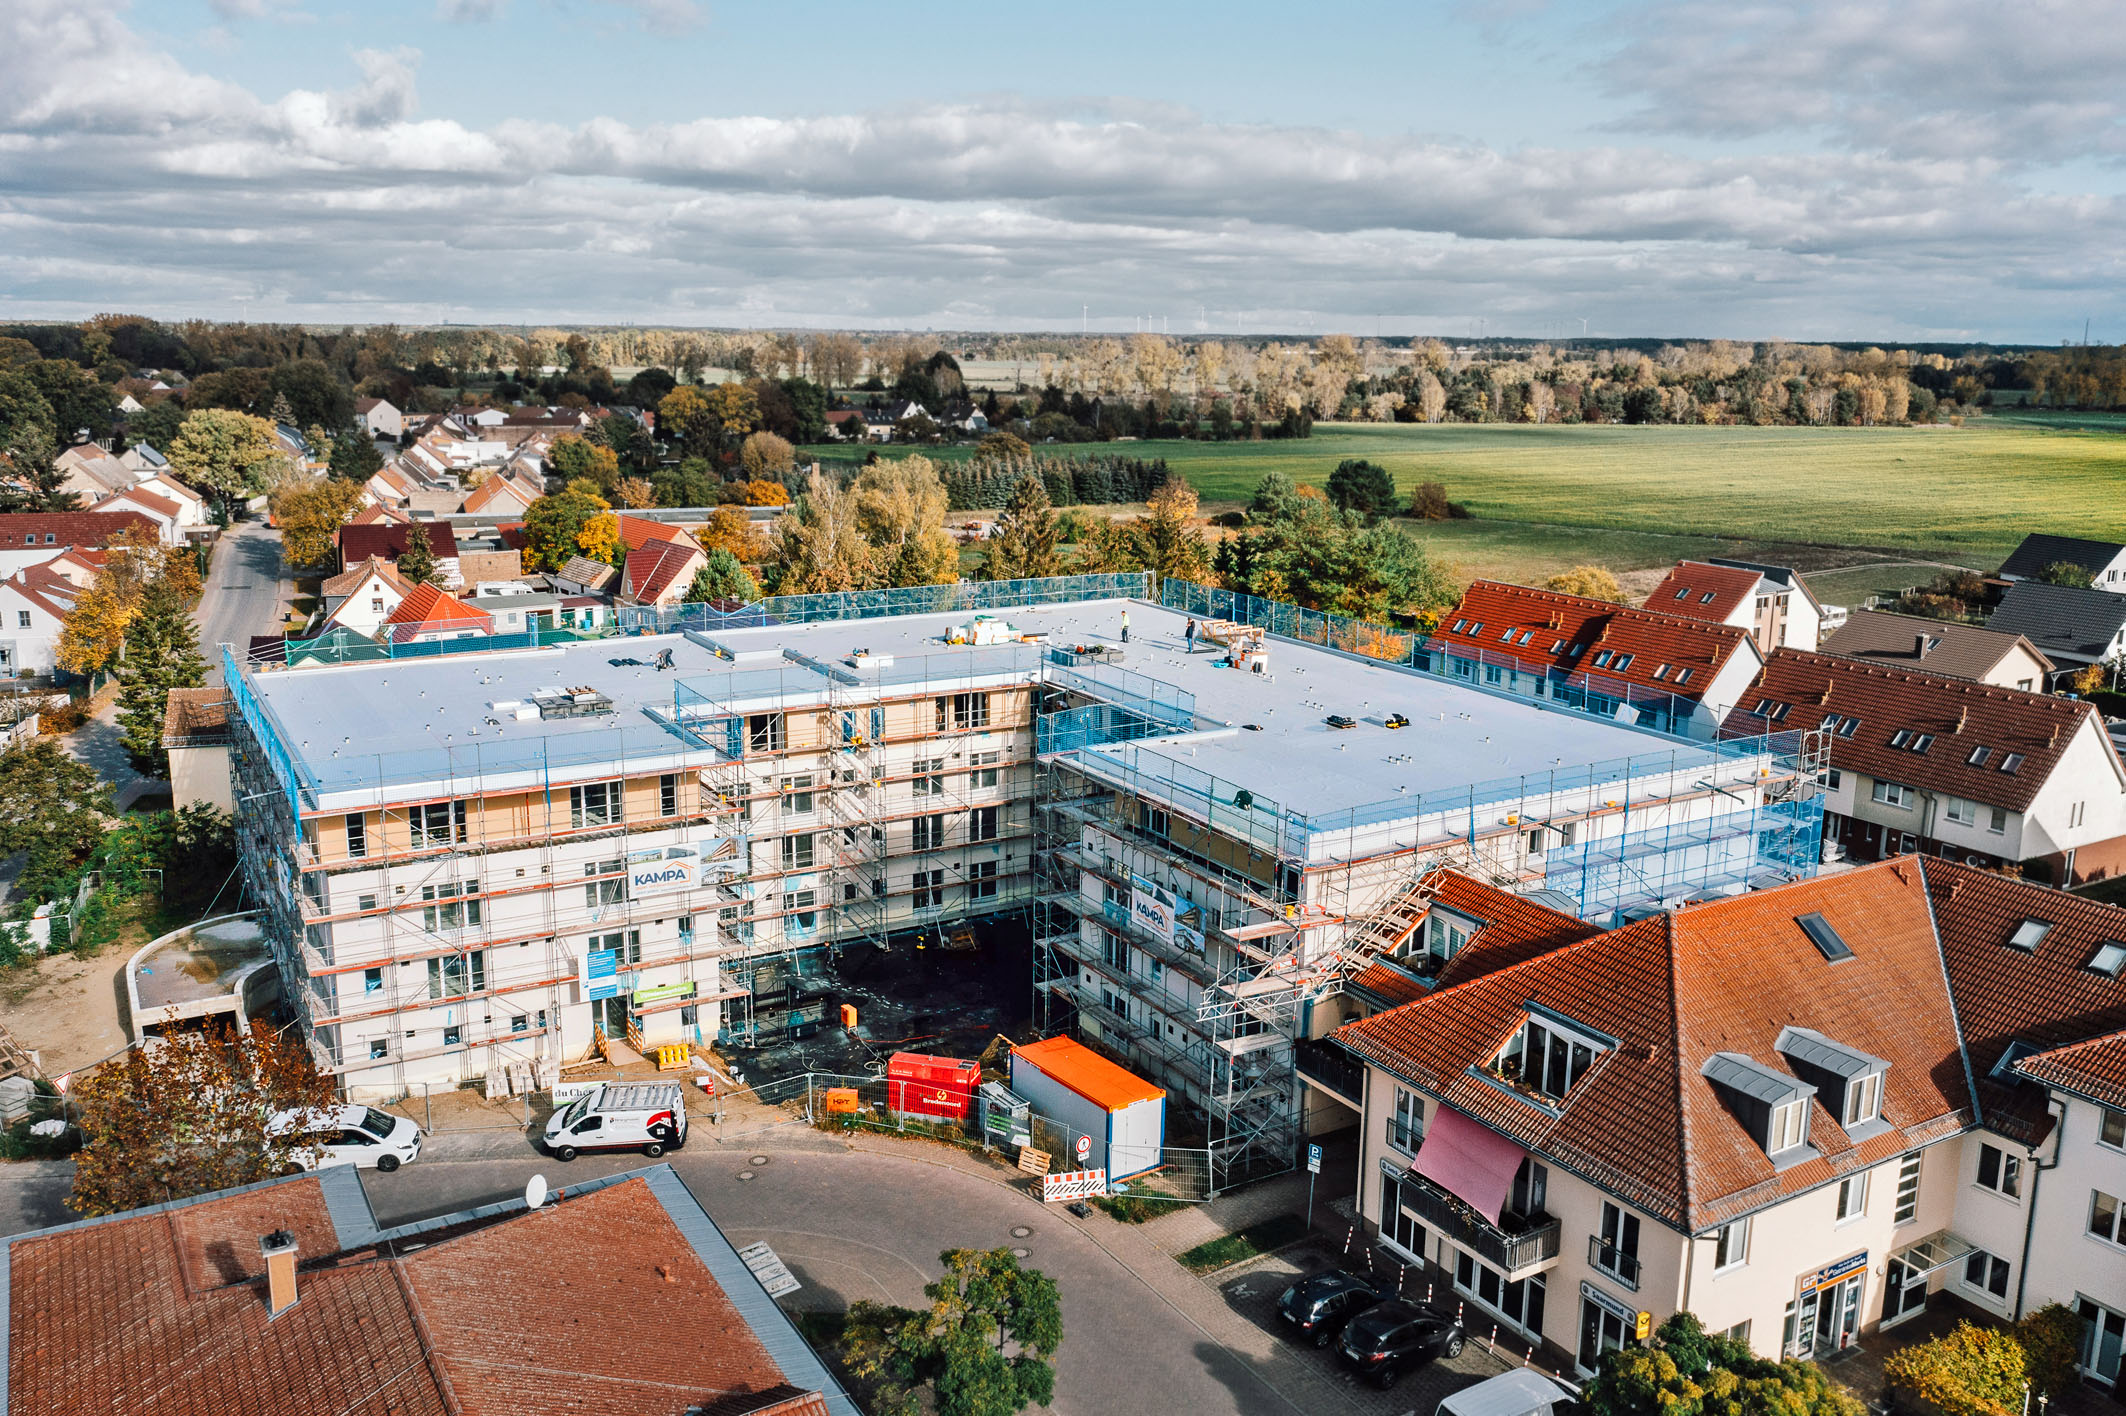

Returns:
1812,1274,1863,1356
1579,1296,1629,1375
1883,1260,1928,1327
595,995,629,1039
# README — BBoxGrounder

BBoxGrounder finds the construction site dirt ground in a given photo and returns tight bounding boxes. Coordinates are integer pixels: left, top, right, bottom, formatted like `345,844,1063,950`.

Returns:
715,920,1035,1089
0,949,134,1078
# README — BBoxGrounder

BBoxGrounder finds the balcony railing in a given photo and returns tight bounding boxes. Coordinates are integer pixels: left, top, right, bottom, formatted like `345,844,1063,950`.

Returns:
1393,1168,1562,1277
1588,1236,1642,1291
1295,1036,1366,1104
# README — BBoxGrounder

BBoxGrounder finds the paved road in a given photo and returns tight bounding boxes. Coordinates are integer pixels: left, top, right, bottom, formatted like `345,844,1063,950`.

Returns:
197,519,288,680
0,1134,1506,1416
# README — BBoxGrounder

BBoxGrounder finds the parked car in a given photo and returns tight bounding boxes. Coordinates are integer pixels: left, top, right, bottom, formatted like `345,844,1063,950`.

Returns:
1276,1269,1381,1348
270,1104,423,1173
1337,1301,1466,1388
542,1081,688,1161
1434,1369,1575,1416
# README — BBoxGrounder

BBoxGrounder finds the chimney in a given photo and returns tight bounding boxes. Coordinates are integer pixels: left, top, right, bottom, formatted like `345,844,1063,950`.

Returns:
259,1230,300,1319
1913,633,1929,660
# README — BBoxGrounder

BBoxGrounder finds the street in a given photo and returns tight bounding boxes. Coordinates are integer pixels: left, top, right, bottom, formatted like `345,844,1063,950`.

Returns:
0,1133,1502,1416
196,519,288,679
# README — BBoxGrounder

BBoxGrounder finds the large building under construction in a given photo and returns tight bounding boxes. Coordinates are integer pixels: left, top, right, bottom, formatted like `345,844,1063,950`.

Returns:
227,575,1825,1186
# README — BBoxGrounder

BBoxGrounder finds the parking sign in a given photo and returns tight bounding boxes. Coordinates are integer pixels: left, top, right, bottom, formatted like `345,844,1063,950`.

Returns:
1307,1143,1322,1174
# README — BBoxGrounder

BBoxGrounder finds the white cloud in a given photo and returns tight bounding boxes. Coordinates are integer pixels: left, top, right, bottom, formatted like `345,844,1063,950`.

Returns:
1599,0,2126,163
0,0,2119,336
592,0,703,34
436,0,505,20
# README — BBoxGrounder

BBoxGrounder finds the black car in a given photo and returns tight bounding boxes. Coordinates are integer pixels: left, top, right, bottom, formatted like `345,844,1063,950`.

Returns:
1276,1270,1380,1348
1336,1301,1466,1388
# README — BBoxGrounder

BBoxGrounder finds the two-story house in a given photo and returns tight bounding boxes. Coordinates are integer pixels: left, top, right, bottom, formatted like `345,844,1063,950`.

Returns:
1646,559,1829,653
1996,534,2126,591
1729,648,2126,885
1985,580,2126,687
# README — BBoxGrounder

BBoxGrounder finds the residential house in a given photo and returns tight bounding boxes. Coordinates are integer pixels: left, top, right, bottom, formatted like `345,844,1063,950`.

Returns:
468,582,565,635
114,391,144,415
318,556,414,640
53,444,135,502
503,405,594,430
117,442,170,477
455,405,509,429
0,1163,853,1416
460,470,541,518
337,521,461,587
162,686,232,810
1332,858,2126,1378
1997,534,2126,591
0,571,72,676
617,514,705,607
1729,648,2126,884
381,582,492,644
1985,580,2126,686
1429,580,1766,733
362,460,421,511
0,511,159,573
1646,558,1829,653
1821,610,2054,690
823,408,867,440
90,485,188,544
349,500,413,527
353,395,403,440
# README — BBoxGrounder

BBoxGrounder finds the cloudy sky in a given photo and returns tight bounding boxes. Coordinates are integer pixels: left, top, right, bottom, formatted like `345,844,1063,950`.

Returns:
3,0,2123,340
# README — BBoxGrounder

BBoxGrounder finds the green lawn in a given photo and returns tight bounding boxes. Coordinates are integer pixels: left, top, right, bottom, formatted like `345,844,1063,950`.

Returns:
809,420,2126,566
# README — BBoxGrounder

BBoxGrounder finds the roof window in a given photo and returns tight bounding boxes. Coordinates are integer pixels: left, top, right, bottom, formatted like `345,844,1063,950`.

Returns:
1999,753,2024,773
1501,625,1518,642
1836,716,1859,738
1612,654,1634,671
1967,746,1991,767
2088,941,2126,978
1796,912,1853,961
1518,629,1534,646
1761,700,1790,722
1652,664,1670,680
1451,619,1468,634
1700,591,1716,604
1592,650,1613,668
1888,730,1935,754
1674,667,1693,684
1674,588,1690,600
2006,918,2052,952
1550,639,1566,653
1468,621,1484,636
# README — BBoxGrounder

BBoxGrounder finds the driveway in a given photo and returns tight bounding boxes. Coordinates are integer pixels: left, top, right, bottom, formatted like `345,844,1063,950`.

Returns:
196,520,289,680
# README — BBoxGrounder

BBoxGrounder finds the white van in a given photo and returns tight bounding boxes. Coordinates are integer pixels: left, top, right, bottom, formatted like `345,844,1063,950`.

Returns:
542,1082,688,1161
1434,1369,1575,1416
270,1105,423,1173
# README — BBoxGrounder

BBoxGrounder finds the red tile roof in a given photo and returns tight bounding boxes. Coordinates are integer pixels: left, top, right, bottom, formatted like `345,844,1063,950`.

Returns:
1433,580,1756,702
617,513,697,554
1338,860,1975,1229
1646,561,1762,624
386,582,492,630
1729,648,2110,813
2013,1028,2126,1111
0,511,159,548
1923,859,2126,1141
1350,872,1601,1007
462,475,537,513
625,538,702,605
338,521,456,570
5,1172,838,1416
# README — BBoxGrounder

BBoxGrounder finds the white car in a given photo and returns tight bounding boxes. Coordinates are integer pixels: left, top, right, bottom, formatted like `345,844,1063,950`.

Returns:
270,1104,423,1173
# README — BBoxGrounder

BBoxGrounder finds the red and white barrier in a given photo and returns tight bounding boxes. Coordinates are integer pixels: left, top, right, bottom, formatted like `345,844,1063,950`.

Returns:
1041,1168,1109,1202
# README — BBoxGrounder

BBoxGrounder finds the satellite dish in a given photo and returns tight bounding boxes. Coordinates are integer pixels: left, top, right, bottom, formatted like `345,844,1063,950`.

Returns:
524,1174,548,1211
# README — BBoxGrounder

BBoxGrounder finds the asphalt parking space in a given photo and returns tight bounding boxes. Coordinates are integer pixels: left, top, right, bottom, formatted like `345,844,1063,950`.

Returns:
1216,1239,1516,1416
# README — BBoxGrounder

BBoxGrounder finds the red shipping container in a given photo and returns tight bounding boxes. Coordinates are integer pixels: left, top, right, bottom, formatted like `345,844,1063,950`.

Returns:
886,1052,980,1123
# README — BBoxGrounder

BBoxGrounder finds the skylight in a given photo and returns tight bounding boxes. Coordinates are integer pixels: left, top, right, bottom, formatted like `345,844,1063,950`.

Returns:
2006,918,2052,952
1999,753,2024,773
1968,746,1991,767
1797,912,1853,962
1452,618,1468,633
1762,700,1789,721
1889,730,1935,753
1699,591,1716,603
2089,941,2126,978
1674,588,1690,600
1517,630,1534,645
1675,668,1693,684
1593,650,1613,668
1652,664,1671,680
1501,625,1517,641
1612,654,1634,671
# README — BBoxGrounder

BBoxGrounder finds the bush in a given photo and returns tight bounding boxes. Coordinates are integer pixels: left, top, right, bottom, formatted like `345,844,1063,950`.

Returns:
1093,1183,1191,1223
39,699,88,734
1884,1322,2028,1416
2016,1305,2082,1400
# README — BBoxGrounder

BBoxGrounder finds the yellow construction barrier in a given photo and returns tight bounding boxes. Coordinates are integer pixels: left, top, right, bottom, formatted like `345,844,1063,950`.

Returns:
656,1044,690,1071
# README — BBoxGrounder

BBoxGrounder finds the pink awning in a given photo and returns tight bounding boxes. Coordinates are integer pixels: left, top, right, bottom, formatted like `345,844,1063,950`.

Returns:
1411,1106,1526,1224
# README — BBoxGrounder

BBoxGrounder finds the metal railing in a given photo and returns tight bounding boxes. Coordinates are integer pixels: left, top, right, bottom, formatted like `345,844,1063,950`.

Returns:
1294,1036,1367,1103
1589,1236,1643,1290
1393,1168,1562,1276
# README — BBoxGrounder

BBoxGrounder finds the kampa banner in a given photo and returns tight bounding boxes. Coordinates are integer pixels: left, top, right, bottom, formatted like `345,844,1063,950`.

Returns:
628,845,697,897
1129,874,1176,943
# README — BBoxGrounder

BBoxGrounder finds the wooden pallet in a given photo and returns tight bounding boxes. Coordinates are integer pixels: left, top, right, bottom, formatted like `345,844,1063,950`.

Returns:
0,1024,40,1082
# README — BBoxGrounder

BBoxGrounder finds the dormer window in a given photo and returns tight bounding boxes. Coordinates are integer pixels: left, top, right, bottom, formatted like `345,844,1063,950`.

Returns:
1704,1051,1815,1160
1777,1025,1889,1140
1407,909,1477,976
1491,1013,1607,1105
2007,918,2051,952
